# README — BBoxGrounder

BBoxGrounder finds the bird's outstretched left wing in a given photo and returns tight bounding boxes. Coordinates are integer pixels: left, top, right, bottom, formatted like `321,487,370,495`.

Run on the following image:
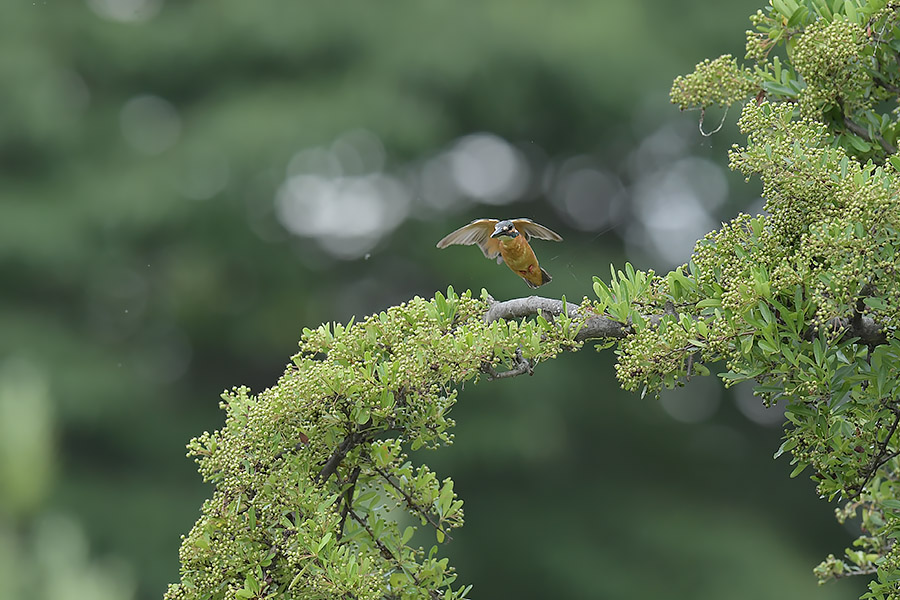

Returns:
510,218,563,242
436,218,503,262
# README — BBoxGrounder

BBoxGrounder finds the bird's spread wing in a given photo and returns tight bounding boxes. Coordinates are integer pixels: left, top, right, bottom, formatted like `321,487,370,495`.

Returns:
510,218,563,242
436,218,502,261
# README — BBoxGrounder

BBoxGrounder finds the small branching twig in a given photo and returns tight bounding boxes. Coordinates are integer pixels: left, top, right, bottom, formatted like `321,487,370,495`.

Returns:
370,463,451,541
347,508,398,562
849,405,900,500
319,430,368,483
830,564,880,580
482,349,533,380
338,466,361,540
843,113,897,154
345,509,441,600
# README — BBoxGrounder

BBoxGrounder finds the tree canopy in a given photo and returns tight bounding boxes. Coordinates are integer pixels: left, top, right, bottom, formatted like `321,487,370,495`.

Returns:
166,2,900,598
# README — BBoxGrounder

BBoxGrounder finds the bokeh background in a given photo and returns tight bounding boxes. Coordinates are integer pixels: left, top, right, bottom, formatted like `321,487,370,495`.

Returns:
1,1,866,598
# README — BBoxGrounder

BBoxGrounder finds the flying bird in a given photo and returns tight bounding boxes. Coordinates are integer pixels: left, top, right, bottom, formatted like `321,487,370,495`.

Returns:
436,218,563,288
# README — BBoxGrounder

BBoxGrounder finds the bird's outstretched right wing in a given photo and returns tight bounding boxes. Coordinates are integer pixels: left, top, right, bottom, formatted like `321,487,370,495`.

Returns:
436,218,503,262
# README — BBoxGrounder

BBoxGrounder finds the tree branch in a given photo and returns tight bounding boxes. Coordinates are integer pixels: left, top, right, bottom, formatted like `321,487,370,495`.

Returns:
849,405,900,500
483,295,654,342
318,430,368,483
485,295,887,346
874,76,900,95
370,463,451,541
347,508,398,562
811,315,886,347
338,466,361,540
482,348,533,379
345,509,442,600
843,113,897,154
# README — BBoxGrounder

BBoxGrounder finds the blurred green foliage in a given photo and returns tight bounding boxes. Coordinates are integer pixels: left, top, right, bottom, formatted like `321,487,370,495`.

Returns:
0,0,864,598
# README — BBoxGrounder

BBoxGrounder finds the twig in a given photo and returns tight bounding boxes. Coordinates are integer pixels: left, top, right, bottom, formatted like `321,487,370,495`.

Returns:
849,406,900,500
338,466,361,540
371,463,451,541
830,564,880,580
347,508,398,562
843,114,897,154
318,430,367,483
874,76,900,95
482,349,533,380
345,509,442,599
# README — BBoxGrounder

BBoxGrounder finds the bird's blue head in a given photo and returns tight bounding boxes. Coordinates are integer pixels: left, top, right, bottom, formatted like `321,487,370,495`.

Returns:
490,220,518,239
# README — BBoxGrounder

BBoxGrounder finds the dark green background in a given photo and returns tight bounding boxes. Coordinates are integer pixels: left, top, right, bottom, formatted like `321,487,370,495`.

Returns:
0,1,863,598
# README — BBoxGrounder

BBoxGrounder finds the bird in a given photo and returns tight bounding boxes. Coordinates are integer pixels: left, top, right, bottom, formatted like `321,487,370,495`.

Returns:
436,218,563,288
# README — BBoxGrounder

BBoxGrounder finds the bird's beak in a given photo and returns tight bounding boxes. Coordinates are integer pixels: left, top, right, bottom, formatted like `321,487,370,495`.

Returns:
490,227,505,239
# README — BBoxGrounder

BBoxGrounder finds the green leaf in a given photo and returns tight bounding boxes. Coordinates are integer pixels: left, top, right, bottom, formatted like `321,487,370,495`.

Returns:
845,133,872,152
758,338,779,354
592,276,612,302
758,302,774,325
401,525,415,545
789,462,809,478
774,438,797,459
781,344,797,365
787,403,816,417
317,531,333,553
696,298,721,309
695,319,708,337
864,297,887,310
787,5,808,26
438,481,454,514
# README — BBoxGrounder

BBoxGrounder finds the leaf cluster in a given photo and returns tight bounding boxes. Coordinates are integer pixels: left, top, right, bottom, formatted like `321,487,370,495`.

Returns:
165,288,579,600
167,2,900,598
594,1,900,597
673,0,900,159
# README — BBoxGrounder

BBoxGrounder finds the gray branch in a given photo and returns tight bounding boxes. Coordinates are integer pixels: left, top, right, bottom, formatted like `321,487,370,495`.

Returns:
843,114,897,155
317,430,367,483
484,295,887,346
483,295,659,342
830,314,886,346
482,348,533,379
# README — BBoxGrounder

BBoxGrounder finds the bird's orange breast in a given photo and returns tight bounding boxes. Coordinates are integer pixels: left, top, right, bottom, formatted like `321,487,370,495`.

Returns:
498,236,542,286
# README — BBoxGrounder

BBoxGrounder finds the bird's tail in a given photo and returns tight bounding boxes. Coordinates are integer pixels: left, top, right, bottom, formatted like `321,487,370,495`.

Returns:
523,267,553,289
539,268,552,286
